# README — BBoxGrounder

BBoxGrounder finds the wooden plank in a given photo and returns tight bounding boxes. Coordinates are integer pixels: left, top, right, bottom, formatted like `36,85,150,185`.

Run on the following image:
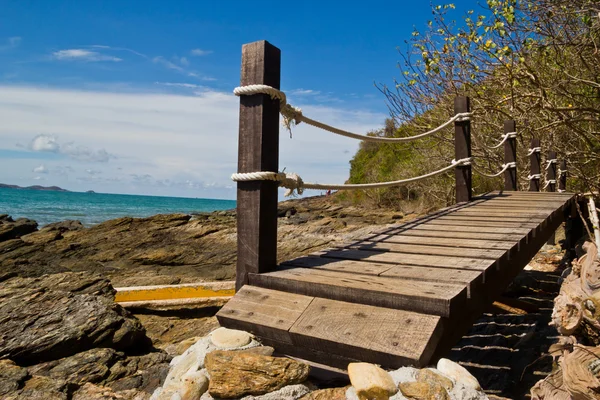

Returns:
345,241,506,260
454,96,472,203
470,202,563,210
432,215,545,224
235,41,281,290
380,229,525,242
250,268,467,317
422,219,539,229
504,120,517,191
366,234,517,250
216,285,313,344
559,160,567,192
289,297,443,367
282,256,482,296
406,224,532,235
447,210,548,218
450,207,551,215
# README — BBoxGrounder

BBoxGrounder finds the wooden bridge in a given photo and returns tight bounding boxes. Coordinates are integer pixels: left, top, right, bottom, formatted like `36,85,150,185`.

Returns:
217,41,576,369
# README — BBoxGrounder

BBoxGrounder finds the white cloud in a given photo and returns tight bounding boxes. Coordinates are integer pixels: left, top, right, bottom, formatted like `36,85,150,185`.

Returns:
156,82,202,89
290,89,321,96
53,49,122,62
190,49,212,56
153,56,184,72
179,57,189,66
85,169,101,175
30,134,60,152
33,164,48,174
0,36,21,51
0,85,385,198
27,134,114,162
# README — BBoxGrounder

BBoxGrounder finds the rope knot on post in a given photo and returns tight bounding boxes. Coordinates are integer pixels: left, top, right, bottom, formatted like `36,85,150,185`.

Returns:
528,174,541,180
527,147,542,156
545,159,557,170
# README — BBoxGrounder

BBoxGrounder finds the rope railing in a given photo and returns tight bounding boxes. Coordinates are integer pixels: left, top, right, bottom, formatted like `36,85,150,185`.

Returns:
483,132,517,150
527,147,542,156
232,158,473,196
471,161,516,178
543,179,557,190
545,158,557,170
233,84,472,142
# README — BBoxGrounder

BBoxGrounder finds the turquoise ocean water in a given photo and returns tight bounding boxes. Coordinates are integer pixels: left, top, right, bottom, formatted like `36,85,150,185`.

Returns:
0,187,236,227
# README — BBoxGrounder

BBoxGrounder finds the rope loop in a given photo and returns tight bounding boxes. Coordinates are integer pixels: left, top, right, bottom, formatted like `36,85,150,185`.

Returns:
543,179,557,190
545,159,557,170
234,84,473,142
527,147,542,156
484,132,518,150
527,174,541,180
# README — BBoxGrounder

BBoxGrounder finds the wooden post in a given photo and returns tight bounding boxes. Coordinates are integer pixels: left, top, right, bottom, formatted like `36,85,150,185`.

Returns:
235,41,281,291
547,150,557,193
454,96,472,203
559,160,567,192
546,150,557,245
503,120,517,191
529,138,541,192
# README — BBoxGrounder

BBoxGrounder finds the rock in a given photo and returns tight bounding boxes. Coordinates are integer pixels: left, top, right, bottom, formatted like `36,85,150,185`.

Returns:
210,327,252,349
42,220,84,232
21,230,62,245
72,382,150,400
1,272,116,298
0,360,29,396
436,359,481,391
0,218,37,242
11,375,72,400
398,380,450,400
299,386,348,399
235,346,275,356
348,362,398,400
179,369,209,400
200,384,313,400
106,352,172,393
205,350,310,398
0,272,149,364
418,369,453,391
28,348,123,386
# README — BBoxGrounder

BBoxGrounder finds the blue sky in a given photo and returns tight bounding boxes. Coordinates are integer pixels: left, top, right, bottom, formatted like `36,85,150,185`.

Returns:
0,0,477,199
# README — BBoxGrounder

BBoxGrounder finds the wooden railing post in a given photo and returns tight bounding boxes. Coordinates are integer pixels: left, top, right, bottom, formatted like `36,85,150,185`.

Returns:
504,120,517,191
454,96,472,203
547,150,557,193
529,138,541,192
235,41,281,291
559,160,567,192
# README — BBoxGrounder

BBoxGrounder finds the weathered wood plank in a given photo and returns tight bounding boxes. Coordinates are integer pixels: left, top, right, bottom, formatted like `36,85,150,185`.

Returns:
431,215,545,224
529,138,541,191
289,298,443,367
365,234,517,250
250,267,467,317
216,285,313,344
282,256,483,296
422,219,539,229
406,224,532,236
504,120,517,191
454,96,472,203
382,229,525,242
345,241,506,260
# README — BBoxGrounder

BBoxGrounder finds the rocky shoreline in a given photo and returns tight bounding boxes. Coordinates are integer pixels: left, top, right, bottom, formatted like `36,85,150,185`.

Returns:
0,195,584,398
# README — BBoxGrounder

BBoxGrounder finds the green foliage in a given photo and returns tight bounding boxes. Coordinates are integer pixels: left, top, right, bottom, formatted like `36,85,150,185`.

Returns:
351,0,600,207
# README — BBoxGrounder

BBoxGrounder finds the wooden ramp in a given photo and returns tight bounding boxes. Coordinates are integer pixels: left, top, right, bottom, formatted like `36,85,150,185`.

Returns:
217,191,576,369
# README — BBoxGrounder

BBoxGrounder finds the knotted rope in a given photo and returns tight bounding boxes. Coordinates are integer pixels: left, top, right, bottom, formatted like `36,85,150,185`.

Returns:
472,161,516,178
483,132,517,150
233,84,472,142
545,159,557,170
543,179,557,190
527,147,542,156
527,174,541,180
232,158,473,196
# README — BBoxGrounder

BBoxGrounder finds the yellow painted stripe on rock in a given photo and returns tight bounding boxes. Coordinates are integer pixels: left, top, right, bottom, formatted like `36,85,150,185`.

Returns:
115,281,235,302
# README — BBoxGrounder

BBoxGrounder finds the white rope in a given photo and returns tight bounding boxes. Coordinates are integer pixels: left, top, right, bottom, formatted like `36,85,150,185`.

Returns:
472,161,516,178
558,168,567,178
231,158,472,196
484,132,517,149
543,179,557,190
233,84,472,142
527,147,542,156
527,174,541,180
545,159,557,170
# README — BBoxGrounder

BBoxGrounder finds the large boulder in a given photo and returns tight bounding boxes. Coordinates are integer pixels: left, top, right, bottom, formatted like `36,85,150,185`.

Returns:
0,272,149,365
0,218,37,242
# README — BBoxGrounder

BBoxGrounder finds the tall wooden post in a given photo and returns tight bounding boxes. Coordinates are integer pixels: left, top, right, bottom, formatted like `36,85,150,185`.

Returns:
454,96,472,203
529,138,541,192
547,150,557,193
546,150,557,245
559,160,567,192
235,41,281,291
504,120,517,191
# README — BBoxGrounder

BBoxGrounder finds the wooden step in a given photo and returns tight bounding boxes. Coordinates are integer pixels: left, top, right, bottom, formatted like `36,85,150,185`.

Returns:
249,266,467,318
217,285,443,367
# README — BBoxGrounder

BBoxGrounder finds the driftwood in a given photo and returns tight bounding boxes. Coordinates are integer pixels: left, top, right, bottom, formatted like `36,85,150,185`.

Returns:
531,343,600,399
551,242,600,344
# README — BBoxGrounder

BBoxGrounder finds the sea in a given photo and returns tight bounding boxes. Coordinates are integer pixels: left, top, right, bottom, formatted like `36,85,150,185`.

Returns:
0,187,236,227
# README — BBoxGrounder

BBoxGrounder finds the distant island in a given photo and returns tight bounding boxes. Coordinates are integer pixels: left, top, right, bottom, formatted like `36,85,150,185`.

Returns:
86,190,96,194
0,183,69,192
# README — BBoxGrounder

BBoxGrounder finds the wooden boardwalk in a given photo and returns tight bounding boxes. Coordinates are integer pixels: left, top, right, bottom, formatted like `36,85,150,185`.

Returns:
217,191,576,369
